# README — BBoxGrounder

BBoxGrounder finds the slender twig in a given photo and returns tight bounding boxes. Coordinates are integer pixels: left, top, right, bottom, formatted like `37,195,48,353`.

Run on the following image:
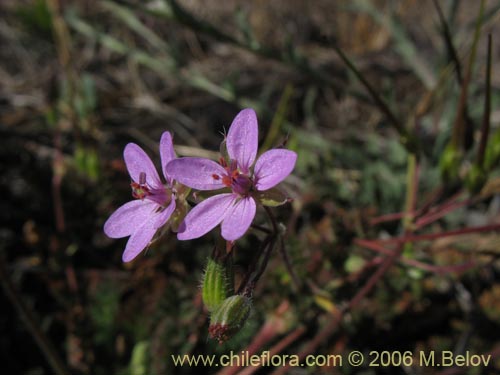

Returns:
451,0,485,150
349,243,406,309
355,239,476,275
372,190,469,229
377,223,500,244
476,33,492,167
263,206,279,233
414,197,470,229
162,0,342,88
250,223,272,235
0,257,70,375
47,0,78,233
270,310,343,375
236,234,274,295
370,211,409,225
277,236,302,292
249,237,276,289
239,326,307,375
263,206,302,292
432,0,463,84
331,44,419,155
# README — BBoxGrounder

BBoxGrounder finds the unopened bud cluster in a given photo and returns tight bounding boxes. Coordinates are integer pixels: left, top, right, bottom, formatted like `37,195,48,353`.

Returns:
201,257,252,343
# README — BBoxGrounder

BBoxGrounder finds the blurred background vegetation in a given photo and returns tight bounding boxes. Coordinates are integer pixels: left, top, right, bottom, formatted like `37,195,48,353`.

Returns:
1,0,500,374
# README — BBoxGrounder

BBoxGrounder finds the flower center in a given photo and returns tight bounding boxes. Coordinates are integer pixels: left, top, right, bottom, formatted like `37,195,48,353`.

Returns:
131,172,150,199
131,171,170,206
213,157,253,196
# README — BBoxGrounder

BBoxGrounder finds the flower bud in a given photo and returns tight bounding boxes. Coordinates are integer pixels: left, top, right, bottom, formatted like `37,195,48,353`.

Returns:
209,295,252,343
202,258,231,312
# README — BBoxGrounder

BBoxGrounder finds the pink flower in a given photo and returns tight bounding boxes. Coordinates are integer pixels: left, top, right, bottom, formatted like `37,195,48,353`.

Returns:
104,132,177,262
166,109,296,241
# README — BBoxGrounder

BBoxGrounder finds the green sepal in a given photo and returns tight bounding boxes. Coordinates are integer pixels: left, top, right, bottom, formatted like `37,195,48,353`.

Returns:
209,295,252,343
254,187,290,207
219,139,230,162
169,197,188,233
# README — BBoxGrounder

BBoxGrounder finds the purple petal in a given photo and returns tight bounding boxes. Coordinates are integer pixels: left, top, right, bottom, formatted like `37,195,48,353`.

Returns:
166,158,226,190
254,149,297,191
124,143,162,188
122,218,157,262
177,193,235,240
226,108,258,174
160,132,176,182
121,197,176,262
104,200,157,238
221,197,256,241
153,196,176,229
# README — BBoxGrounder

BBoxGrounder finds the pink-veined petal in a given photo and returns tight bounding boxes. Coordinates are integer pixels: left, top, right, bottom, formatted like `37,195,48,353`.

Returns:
122,217,157,262
104,200,157,239
177,193,235,240
254,149,297,191
124,143,162,188
121,196,175,262
153,195,176,229
160,131,176,182
221,197,256,241
166,157,226,190
226,108,258,173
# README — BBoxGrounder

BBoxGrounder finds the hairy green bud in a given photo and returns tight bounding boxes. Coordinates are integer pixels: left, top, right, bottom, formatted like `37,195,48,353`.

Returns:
209,295,252,344
202,258,231,312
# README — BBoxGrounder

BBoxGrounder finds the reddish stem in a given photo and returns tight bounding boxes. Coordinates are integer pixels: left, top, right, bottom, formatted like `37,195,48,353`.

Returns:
415,198,471,229
355,239,476,275
377,223,500,244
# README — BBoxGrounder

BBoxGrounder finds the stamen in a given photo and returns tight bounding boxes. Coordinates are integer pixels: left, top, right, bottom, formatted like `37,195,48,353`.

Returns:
139,172,146,185
212,174,220,180
219,157,227,168
131,172,150,199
